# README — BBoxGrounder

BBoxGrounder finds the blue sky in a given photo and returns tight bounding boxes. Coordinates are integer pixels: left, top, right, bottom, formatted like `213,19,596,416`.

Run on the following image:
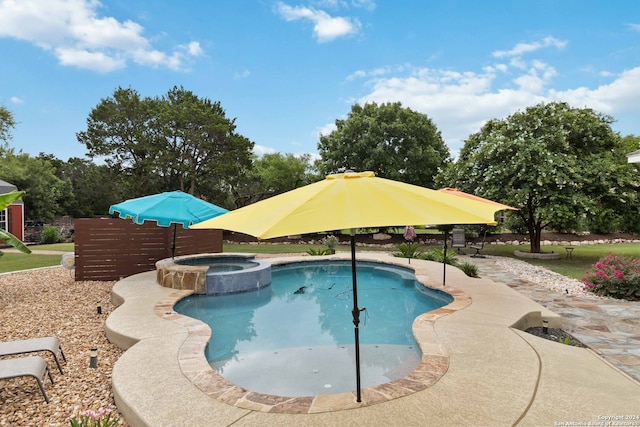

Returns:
1,0,639,162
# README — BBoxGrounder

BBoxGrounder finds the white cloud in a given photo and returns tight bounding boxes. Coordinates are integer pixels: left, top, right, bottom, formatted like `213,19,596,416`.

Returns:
311,0,376,12
549,67,640,112
350,0,376,11
318,122,337,136
234,69,251,80
10,96,23,104
628,23,640,32
0,0,203,72
352,36,640,152
275,2,361,42
492,36,567,58
347,64,407,80
253,144,275,156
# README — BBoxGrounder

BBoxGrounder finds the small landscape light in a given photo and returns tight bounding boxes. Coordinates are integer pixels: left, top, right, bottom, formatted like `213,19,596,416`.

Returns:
89,347,98,368
97,301,102,315
542,320,549,334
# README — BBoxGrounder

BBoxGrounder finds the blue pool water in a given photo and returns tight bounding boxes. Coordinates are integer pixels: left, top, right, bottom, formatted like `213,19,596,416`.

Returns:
174,260,452,397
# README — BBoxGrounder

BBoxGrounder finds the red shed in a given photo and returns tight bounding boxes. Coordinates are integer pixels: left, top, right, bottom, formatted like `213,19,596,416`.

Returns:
0,180,25,242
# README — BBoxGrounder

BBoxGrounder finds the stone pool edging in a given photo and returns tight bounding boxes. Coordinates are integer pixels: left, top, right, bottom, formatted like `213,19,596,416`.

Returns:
154,253,471,414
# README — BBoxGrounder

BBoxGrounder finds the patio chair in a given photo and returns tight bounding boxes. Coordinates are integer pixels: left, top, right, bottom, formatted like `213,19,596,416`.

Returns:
451,228,466,254
470,230,488,258
0,356,54,403
0,337,66,374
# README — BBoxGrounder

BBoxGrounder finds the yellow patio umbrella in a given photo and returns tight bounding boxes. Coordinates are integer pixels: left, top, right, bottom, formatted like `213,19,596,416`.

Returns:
191,171,502,402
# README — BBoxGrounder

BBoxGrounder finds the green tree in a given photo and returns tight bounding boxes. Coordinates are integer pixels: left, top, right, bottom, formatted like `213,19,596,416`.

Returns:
51,157,126,217
234,153,314,207
317,102,450,188
0,105,16,143
77,86,254,202
589,134,640,233
155,86,254,195
77,87,164,196
442,102,639,252
0,146,66,221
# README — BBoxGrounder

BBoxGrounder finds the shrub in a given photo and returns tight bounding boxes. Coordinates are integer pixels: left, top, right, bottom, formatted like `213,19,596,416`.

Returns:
420,248,458,266
40,225,62,244
306,247,331,256
459,261,479,278
392,242,422,259
322,235,339,252
581,253,640,301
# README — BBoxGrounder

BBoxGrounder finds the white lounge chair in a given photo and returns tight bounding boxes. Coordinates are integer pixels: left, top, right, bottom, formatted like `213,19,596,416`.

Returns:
0,356,54,403
0,337,66,374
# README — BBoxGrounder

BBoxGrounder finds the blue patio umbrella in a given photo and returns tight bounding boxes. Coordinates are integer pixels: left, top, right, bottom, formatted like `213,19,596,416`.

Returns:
109,191,228,257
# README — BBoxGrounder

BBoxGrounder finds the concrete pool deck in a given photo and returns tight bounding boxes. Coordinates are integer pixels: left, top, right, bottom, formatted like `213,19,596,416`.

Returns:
106,252,640,426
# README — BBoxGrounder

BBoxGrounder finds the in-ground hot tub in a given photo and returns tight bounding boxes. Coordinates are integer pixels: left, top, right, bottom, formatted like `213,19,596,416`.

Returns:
156,253,271,295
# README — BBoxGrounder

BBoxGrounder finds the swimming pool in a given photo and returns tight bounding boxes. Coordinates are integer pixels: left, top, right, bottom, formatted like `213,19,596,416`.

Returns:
175,260,452,397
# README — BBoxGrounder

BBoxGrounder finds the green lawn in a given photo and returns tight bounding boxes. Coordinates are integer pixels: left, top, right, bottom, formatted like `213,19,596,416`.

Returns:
0,253,63,273
0,243,73,273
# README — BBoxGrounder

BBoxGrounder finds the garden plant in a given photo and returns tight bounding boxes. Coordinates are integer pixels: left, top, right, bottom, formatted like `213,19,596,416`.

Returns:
582,253,640,301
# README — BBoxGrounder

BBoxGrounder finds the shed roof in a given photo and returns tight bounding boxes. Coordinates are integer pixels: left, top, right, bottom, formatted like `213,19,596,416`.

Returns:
0,179,18,194
0,180,23,205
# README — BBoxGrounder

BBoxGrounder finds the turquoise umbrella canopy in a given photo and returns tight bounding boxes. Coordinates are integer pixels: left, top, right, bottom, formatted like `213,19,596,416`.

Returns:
109,191,228,228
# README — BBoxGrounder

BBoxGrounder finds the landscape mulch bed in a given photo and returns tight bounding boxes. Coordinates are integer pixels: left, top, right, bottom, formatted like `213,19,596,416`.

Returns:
525,327,586,347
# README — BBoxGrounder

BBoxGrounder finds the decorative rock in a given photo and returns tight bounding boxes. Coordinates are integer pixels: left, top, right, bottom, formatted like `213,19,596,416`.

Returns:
0,268,123,426
493,257,591,297
514,250,561,260
372,233,392,240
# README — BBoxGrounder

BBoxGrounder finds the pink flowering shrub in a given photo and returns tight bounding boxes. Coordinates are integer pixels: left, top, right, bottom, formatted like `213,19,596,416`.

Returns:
69,407,120,427
582,253,640,301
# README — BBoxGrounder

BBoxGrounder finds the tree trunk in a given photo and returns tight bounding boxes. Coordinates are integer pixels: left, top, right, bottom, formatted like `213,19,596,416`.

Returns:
524,204,543,253
529,225,542,253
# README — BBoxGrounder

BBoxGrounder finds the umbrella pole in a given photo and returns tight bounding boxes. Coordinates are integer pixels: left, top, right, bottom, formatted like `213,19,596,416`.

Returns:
350,229,362,402
172,224,177,258
443,229,449,286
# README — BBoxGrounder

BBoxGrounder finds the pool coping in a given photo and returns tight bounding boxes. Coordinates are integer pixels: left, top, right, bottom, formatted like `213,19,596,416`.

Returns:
157,254,471,414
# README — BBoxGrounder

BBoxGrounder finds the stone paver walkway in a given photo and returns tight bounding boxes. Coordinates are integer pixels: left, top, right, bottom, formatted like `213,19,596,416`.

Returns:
468,255,640,383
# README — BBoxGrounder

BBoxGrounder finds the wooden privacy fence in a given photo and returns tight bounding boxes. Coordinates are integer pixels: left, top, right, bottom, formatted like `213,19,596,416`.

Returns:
74,218,223,281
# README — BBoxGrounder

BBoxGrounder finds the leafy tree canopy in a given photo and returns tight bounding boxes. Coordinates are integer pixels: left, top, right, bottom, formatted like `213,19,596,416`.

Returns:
440,102,639,252
233,153,315,207
47,156,126,217
0,105,16,143
317,102,450,188
77,86,254,201
0,145,67,221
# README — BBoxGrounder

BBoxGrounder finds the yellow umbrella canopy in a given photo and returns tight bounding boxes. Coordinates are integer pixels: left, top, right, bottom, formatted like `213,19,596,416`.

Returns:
192,171,499,236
